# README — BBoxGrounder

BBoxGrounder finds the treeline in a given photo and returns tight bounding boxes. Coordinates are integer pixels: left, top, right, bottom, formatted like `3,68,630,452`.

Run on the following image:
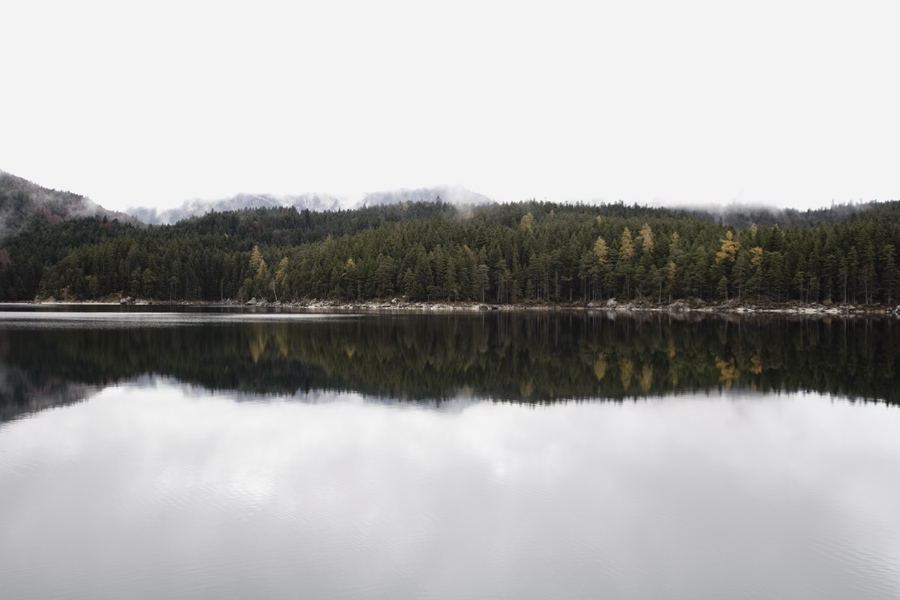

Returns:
2,199,900,305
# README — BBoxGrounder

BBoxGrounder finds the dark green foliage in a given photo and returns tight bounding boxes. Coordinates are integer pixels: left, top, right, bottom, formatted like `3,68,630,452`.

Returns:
2,198,900,305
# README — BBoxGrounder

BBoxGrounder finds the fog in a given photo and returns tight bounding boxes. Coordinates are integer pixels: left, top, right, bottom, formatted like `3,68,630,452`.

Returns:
2,2,898,213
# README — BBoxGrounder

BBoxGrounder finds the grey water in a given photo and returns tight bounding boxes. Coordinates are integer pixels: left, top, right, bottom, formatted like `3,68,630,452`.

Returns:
1,306,899,599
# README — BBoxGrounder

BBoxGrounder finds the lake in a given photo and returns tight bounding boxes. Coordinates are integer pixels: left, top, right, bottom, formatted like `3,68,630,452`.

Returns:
2,306,899,599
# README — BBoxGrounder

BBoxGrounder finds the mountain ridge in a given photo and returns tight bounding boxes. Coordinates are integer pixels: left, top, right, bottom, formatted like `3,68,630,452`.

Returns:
127,185,494,225
0,170,136,237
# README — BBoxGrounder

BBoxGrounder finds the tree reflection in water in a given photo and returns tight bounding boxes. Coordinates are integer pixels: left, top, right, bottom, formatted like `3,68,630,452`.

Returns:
2,312,898,422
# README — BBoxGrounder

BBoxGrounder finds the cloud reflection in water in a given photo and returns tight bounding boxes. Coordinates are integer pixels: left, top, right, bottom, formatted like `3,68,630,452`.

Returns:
1,380,899,599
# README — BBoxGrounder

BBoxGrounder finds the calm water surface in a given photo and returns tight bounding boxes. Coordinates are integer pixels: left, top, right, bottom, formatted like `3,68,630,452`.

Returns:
1,307,899,599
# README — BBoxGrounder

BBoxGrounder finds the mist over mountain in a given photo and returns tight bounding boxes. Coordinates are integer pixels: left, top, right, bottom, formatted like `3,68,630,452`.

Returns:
356,185,493,208
129,192,344,225
127,185,494,225
0,171,135,237
668,200,886,228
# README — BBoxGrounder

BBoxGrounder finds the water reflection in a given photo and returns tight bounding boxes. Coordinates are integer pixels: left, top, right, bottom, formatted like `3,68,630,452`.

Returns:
3,309,900,598
1,310,899,423
1,381,899,599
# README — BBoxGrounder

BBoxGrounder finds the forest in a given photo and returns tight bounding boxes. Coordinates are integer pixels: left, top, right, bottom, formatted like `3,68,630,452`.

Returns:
1,197,899,306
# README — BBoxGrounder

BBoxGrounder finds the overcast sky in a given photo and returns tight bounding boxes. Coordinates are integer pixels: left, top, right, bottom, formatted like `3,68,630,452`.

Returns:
2,1,898,212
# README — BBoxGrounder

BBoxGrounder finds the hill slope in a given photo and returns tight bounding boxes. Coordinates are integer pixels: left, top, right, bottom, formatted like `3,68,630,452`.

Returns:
0,171,135,237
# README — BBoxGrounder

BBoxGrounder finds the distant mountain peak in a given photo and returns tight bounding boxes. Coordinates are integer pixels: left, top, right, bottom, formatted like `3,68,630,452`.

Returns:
126,192,344,225
127,185,494,225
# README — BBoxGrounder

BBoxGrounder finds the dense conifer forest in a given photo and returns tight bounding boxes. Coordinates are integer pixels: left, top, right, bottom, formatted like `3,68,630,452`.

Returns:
1,196,899,306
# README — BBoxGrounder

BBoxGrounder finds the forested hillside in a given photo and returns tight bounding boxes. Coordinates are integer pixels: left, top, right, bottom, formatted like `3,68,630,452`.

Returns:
0,171,134,237
2,192,899,306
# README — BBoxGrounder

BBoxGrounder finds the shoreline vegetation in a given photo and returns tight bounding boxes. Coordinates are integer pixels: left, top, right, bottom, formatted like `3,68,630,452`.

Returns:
29,296,900,317
3,176,900,309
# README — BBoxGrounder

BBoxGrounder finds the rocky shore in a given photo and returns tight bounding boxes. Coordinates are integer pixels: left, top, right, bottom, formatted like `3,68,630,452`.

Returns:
34,295,900,318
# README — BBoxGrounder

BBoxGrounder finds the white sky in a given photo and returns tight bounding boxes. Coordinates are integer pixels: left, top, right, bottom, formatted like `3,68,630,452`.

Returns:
2,0,898,212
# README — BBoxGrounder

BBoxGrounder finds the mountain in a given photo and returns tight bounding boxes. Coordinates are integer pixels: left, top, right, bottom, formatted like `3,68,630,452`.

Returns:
128,192,345,225
128,185,494,225
0,171,135,237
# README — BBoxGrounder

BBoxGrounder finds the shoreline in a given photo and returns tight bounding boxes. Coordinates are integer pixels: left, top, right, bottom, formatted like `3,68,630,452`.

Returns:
23,296,900,318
